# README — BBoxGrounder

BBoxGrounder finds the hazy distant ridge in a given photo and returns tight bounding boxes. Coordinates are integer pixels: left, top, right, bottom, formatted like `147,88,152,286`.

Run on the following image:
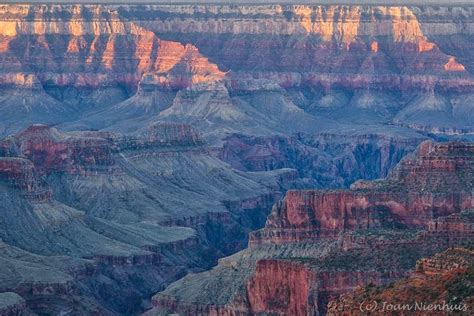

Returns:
3,1,473,6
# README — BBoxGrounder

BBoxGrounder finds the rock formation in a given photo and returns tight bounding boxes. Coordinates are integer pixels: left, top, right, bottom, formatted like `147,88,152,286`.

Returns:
0,5,224,90
0,124,289,314
0,3,473,315
0,4,473,137
149,141,474,315
218,133,422,181
250,141,474,245
129,4,474,131
328,247,473,315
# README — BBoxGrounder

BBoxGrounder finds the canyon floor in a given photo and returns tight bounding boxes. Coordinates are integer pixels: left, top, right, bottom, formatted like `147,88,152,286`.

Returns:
0,2,473,315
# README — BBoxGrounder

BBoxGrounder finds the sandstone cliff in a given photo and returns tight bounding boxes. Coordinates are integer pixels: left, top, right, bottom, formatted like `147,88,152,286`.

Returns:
0,3,473,315
250,141,473,245
328,247,473,315
149,141,474,315
0,4,473,137
0,4,224,89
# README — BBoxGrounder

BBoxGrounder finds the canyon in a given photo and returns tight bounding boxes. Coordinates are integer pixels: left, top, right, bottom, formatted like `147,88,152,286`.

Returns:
0,3,473,139
0,123,289,314
0,123,421,314
0,2,472,315
150,140,473,315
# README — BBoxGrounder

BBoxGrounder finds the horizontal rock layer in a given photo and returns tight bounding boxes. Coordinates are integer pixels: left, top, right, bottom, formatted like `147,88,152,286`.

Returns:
251,141,474,245
0,124,287,314
150,141,474,315
0,4,472,89
0,4,473,139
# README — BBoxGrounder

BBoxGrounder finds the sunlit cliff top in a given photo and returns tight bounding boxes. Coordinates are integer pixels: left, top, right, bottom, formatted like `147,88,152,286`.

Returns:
2,1,473,6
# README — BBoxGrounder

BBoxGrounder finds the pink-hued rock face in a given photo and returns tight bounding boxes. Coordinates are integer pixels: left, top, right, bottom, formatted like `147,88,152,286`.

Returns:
0,5,225,90
1,125,114,175
0,123,207,176
328,248,474,315
120,4,474,93
148,143,472,316
0,3,473,315
0,4,472,93
246,259,398,316
250,141,474,245
246,260,318,315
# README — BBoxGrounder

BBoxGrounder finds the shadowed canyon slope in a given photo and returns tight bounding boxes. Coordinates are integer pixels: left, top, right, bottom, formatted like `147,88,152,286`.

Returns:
0,3,473,315
0,125,426,314
0,123,290,314
149,141,474,315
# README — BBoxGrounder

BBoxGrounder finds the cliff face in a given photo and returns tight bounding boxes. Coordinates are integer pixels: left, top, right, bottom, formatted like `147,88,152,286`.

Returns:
250,141,473,245
0,123,207,175
0,124,289,314
150,141,474,316
218,133,423,188
0,124,115,175
353,141,474,191
0,4,473,315
246,259,319,315
3,4,471,89
127,4,474,132
245,259,390,316
133,5,473,84
426,212,474,239
0,5,224,89
132,5,466,71
328,247,474,315
0,4,473,138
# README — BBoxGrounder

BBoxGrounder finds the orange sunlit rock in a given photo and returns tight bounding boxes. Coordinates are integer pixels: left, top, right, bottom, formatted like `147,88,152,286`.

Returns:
444,56,466,72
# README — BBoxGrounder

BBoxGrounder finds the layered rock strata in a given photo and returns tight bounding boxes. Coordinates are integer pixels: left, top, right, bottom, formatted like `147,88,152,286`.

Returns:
0,124,287,314
328,247,474,315
0,5,224,89
149,141,474,315
218,132,424,188
250,141,474,245
0,4,473,137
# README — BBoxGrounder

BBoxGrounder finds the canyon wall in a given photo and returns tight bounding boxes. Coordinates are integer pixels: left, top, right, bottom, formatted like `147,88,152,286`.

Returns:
0,3,473,137
218,132,423,188
132,5,474,80
0,3,473,315
150,141,474,315
0,124,288,314
0,4,224,89
251,141,474,245
1,4,472,90
328,247,474,315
